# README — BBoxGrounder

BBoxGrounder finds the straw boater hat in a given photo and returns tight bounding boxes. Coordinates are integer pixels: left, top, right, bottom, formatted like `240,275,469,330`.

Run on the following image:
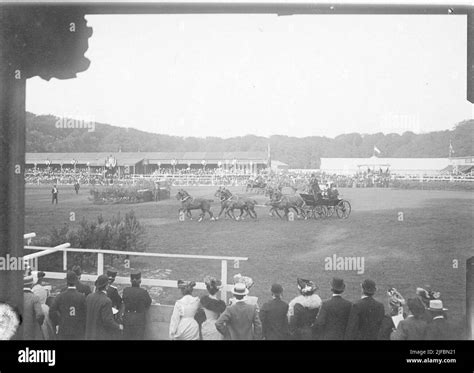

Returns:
428,300,448,311
23,275,34,287
232,282,249,296
233,274,254,289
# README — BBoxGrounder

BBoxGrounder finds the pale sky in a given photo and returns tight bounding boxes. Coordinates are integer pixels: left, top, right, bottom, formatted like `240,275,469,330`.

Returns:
26,13,472,138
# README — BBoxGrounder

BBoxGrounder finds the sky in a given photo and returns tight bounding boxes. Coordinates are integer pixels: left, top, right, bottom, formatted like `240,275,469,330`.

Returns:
26,13,472,138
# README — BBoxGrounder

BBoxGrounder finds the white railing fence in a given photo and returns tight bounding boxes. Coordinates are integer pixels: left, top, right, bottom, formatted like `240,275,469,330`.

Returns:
24,245,248,303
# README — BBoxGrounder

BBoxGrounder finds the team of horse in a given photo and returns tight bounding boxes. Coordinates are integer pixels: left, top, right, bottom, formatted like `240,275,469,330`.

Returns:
175,187,309,221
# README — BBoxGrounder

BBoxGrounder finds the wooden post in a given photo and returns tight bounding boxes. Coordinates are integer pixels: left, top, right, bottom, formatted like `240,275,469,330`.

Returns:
63,250,68,271
97,252,104,275
220,260,228,303
0,60,26,339
467,257,474,340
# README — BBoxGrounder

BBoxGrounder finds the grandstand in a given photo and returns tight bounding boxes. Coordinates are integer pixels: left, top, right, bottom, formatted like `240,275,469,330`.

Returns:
320,156,452,176
25,151,269,176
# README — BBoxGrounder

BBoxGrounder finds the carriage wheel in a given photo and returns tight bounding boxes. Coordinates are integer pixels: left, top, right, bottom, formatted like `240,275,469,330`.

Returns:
336,200,351,219
326,205,335,217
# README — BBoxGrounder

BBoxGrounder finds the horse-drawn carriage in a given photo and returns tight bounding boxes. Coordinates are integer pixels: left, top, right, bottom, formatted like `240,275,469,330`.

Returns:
299,193,351,219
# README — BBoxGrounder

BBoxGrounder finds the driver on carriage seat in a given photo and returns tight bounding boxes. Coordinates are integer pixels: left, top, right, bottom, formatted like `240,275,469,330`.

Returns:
327,183,339,200
310,174,321,200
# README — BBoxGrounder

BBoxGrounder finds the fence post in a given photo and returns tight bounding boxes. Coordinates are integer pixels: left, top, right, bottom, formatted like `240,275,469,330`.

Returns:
467,257,473,340
63,250,68,271
97,253,104,275
221,260,228,304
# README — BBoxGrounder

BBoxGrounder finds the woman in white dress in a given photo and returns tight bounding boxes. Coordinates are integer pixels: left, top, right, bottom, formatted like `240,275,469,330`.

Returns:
169,280,200,340
198,276,227,340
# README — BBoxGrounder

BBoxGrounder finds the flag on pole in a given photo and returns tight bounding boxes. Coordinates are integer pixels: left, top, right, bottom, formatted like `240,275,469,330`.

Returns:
373,146,381,155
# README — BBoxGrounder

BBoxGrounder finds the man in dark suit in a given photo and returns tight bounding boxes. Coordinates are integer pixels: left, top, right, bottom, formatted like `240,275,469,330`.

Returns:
49,271,86,340
122,272,152,340
425,300,456,340
71,266,91,297
260,283,289,340
313,278,352,340
215,283,262,340
344,279,385,340
51,184,58,204
85,275,123,340
106,270,122,316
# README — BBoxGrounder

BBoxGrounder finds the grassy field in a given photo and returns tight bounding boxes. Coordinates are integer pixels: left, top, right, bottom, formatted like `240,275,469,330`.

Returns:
25,185,473,337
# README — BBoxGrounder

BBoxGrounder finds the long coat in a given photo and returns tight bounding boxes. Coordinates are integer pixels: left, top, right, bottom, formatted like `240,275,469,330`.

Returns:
85,291,121,340
425,317,456,340
122,285,152,340
50,287,87,339
344,296,385,340
23,289,45,340
313,295,352,340
260,297,290,340
215,301,262,340
390,315,427,340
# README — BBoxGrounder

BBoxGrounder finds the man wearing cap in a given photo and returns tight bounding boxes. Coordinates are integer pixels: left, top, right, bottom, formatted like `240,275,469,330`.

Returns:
424,300,456,340
313,278,352,340
390,298,427,340
344,279,384,340
122,272,152,340
70,266,91,297
49,271,87,340
22,274,45,340
106,270,123,317
215,282,262,340
85,274,123,340
260,283,290,340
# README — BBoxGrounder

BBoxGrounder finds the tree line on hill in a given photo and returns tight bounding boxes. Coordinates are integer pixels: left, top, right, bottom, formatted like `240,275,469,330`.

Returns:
26,112,473,169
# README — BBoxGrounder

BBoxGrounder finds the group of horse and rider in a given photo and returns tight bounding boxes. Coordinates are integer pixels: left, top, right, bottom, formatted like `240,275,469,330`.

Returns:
175,174,351,222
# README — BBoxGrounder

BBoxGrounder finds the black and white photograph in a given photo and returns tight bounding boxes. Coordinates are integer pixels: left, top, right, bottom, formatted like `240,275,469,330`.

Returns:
0,0,473,369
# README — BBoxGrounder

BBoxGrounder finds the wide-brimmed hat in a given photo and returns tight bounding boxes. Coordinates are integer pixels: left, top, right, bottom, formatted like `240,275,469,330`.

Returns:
233,274,254,289
204,276,222,290
428,300,448,311
95,274,109,288
387,287,405,308
297,278,317,295
331,278,345,293
362,279,376,295
232,282,249,296
177,280,196,290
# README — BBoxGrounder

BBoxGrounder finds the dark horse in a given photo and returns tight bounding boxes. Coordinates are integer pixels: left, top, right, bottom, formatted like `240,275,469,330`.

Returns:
266,190,307,220
214,187,257,220
176,189,215,222
246,180,267,194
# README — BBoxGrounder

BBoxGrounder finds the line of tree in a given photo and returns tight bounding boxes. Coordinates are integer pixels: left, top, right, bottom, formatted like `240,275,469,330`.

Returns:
26,112,473,169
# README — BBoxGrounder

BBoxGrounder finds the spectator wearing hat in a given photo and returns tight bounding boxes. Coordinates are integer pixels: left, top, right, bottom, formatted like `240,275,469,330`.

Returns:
71,265,91,297
425,300,456,340
215,282,262,340
345,279,384,340
416,287,441,324
288,278,322,340
31,271,55,340
49,271,87,340
85,274,123,340
22,274,45,340
169,280,200,340
51,184,58,204
378,288,406,340
122,272,152,340
106,270,123,317
195,276,227,340
313,278,352,340
390,298,427,340
260,283,290,340
229,274,259,311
